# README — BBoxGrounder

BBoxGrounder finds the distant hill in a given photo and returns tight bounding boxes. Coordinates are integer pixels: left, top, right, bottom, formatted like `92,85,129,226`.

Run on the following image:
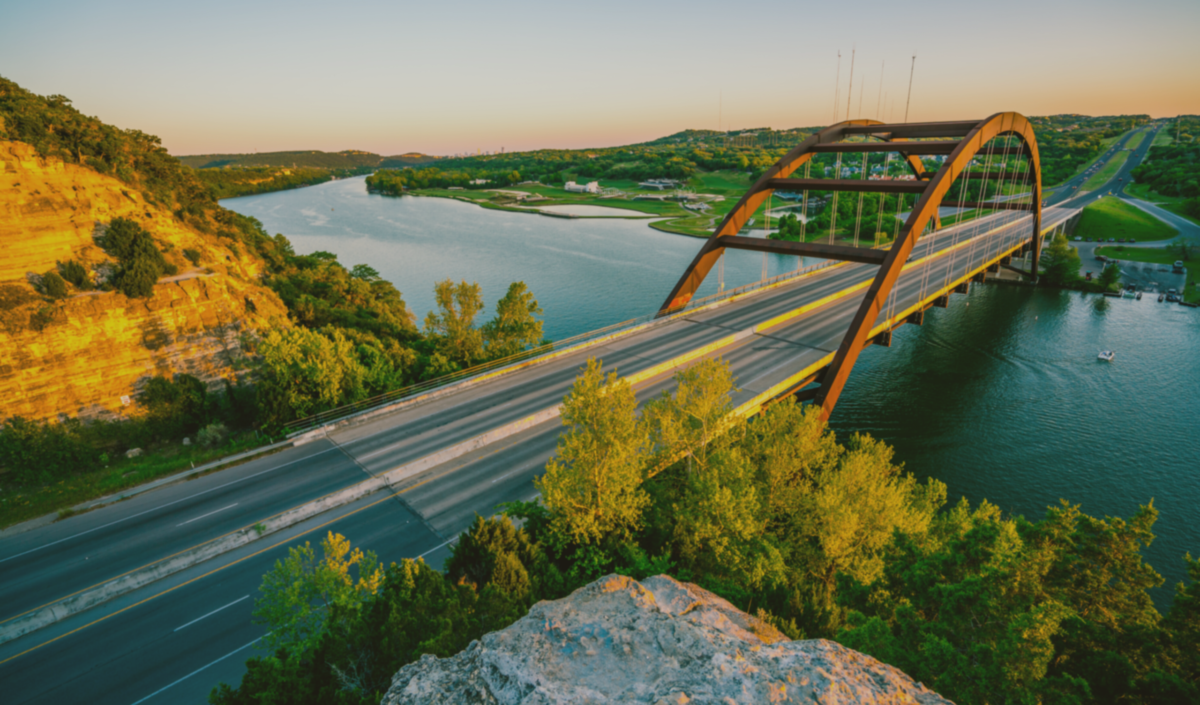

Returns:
175,150,441,170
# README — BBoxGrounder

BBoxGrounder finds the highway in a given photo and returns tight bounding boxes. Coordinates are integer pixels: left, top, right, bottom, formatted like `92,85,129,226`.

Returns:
1,174,1079,702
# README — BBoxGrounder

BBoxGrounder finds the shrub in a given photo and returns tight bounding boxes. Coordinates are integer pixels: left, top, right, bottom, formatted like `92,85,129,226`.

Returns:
59,259,91,290
0,417,99,484
197,422,229,448
40,271,69,299
99,218,169,298
182,248,202,266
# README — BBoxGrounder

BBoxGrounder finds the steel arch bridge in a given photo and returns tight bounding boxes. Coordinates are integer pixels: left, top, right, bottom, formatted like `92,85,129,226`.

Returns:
660,112,1044,419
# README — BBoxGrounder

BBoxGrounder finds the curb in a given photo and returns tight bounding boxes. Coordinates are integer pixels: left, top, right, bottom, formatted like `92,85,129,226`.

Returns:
0,440,295,540
0,405,565,647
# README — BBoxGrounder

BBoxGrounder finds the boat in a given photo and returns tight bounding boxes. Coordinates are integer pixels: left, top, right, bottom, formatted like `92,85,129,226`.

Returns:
1136,292,1143,300
1159,294,1166,302
1098,350,1116,362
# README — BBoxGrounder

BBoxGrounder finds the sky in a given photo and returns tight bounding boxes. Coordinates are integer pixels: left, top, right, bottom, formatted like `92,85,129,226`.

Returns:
2,0,1199,157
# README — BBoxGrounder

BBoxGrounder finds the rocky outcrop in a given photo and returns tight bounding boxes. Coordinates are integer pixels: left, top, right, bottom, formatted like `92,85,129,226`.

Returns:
381,574,951,705
0,141,287,421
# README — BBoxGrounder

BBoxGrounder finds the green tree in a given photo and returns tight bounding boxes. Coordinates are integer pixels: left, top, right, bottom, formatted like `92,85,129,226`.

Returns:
424,279,484,367
349,264,380,281
536,358,649,545
482,281,543,360
255,327,367,426
1040,232,1082,285
1098,261,1122,290
40,270,68,299
58,259,91,290
254,532,383,660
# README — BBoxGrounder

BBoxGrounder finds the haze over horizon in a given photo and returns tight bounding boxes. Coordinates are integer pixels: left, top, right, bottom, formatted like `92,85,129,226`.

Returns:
2,0,1198,157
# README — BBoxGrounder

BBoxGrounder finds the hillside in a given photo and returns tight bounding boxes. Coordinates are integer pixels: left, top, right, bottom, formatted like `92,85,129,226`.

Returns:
0,76,291,422
175,149,441,170
0,140,287,421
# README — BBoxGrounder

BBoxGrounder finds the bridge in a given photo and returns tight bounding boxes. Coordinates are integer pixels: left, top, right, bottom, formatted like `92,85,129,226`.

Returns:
0,113,1087,703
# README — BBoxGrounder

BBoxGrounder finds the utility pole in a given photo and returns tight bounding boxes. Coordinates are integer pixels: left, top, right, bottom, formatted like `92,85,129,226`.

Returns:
904,55,917,123
845,47,856,121
876,60,884,120
857,76,864,118
834,51,841,124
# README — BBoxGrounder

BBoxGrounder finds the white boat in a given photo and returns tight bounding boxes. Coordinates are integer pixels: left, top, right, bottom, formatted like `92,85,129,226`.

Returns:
1098,350,1115,362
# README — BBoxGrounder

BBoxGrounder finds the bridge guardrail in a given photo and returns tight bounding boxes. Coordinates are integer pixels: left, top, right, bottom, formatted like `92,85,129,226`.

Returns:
282,254,846,435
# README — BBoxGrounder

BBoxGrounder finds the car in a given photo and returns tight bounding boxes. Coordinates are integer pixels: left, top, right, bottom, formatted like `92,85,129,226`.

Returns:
1168,288,1178,295
1073,186,1078,190
1085,237,1093,242
1074,236,1083,241
1096,254,1108,261
1108,238,1116,243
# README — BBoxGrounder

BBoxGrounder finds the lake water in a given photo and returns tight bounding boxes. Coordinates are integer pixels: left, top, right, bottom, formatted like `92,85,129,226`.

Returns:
224,177,814,340
224,177,1199,605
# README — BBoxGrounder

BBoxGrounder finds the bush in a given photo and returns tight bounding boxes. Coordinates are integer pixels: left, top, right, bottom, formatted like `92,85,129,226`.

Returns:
182,248,202,266
59,259,91,290
40,271,69,299
100,218,169,298
0,417,99,484
196,422,229,448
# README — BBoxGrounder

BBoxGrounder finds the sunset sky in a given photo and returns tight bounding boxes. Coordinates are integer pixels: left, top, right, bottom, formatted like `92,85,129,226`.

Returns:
3,0,1198,156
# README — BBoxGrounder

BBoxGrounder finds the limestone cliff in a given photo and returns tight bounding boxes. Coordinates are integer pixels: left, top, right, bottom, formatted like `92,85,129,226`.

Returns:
382,574,952,705
0,141,286,421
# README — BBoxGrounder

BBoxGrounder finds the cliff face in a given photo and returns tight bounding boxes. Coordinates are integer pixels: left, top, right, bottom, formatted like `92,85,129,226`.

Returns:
0,141,286,421
382,574,952,705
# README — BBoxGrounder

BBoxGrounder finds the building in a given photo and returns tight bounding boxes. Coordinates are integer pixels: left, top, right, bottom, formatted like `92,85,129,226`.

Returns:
638,179,682,190
469,179,490,185
564,181,600,194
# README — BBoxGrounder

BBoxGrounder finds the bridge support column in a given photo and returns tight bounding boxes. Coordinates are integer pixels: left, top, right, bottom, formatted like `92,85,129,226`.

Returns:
954,282,970,295
871,329,893,348
933,295,950,308
907,309,925,326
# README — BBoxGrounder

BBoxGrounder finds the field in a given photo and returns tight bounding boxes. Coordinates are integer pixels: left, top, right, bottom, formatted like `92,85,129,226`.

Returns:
1095,244,1189,267
1125,130,1146,151
1075,197,1177,242
1082,150,1131,191
1152,129,1174,147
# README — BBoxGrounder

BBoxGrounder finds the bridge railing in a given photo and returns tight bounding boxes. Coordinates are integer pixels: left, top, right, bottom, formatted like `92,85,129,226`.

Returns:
281,253,847,435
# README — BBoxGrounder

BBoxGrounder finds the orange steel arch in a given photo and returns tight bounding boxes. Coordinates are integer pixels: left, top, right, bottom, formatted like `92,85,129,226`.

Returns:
659,112,1043,420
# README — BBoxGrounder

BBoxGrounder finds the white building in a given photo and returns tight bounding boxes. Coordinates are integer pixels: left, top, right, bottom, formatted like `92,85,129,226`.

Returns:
564,181,600,194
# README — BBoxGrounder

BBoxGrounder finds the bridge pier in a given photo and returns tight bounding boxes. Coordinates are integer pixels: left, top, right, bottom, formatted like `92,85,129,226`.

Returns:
906,309,925,326
933,295,950,308
954,282,970,295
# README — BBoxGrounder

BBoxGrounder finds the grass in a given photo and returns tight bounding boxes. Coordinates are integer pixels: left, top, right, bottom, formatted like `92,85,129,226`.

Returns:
1153,129,1174,147
0,434,273,529
1082,150,1131,191
1095,243,1191,267
1125,130,1146,151
1075,197,1177,242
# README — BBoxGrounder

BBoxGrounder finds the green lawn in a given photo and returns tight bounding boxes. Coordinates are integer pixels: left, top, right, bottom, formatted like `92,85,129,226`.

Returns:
1074,197,1177,242
1125,130,1146,151
1082,150,1131,191
1152,129,1173,147
0,434,274,529
1095,243,1191,266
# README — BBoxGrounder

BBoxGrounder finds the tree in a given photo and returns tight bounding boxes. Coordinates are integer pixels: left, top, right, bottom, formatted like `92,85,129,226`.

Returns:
40,270,68,299
423,279,484,367
255,327,367,426
643,357,739,476
536,358,649,545
58,259,91,290
254,532,383,660
1040,232,1082,285
482,282,543,360
350,264,380,281
1099,261,1122,289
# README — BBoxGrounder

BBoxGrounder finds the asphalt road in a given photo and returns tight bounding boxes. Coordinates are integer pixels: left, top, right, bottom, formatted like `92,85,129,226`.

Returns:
1,183,1078,704
1050,122,1192,291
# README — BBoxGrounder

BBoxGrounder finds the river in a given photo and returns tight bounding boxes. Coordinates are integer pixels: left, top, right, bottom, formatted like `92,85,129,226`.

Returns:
224,177,1199,605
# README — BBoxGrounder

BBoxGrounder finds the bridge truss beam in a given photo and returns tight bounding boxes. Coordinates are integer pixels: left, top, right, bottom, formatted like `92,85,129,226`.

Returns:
658,113,1042,420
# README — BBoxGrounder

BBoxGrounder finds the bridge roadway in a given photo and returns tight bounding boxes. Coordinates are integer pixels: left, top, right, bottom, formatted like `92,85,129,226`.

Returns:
0,202,1077,704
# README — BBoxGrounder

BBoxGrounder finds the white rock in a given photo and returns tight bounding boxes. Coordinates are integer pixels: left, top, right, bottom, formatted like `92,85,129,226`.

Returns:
182,437,191,446
125,447,143,459
380,574,952,705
